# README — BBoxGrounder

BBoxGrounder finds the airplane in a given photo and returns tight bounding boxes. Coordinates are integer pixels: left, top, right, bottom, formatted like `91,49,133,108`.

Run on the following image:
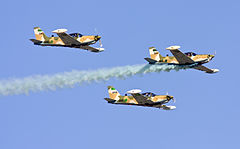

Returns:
144,46,219,73
30,27,104,53
104,86,176,110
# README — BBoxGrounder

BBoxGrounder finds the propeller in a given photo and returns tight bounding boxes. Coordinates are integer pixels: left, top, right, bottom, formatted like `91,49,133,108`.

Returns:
166,91,176,103
167,96,176,103
99,40,103,47
172,98,176,103
94,28,103,48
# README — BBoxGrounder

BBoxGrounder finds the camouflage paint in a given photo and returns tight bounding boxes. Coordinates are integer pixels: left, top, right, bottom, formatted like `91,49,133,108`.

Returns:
33,27,100,45
148,47,215,64
106,86,174,107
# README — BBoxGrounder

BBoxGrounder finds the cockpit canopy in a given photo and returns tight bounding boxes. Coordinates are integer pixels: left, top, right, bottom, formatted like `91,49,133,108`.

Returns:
69,33,83,38
184,52,197,56
142,92,156,97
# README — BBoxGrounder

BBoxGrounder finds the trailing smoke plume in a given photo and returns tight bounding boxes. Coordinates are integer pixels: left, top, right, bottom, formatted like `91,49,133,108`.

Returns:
0,64,194,96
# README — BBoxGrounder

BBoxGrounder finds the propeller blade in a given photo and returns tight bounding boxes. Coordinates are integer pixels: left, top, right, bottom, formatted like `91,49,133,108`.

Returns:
99,39,103,47
172,98,176,103
94,28,103,48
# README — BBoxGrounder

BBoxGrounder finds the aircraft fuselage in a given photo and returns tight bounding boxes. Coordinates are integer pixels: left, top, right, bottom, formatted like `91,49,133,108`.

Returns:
151,54,214,65
109,94,173,107
33,35,100,46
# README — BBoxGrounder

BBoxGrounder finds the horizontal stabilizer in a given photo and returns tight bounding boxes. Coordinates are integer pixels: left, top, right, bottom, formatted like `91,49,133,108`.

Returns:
104,98,115,103
144,58,158,64
29,39,42,44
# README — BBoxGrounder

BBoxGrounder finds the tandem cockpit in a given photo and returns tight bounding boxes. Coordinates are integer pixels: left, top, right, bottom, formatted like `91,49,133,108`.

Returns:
69,33,83,38
124,92,156,97
184,52,197,56
142,92,156,97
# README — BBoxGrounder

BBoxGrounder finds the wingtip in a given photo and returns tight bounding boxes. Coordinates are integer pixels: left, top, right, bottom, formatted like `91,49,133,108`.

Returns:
52,29,68,33
206,69,219,74
166,46,180,50
211,69,219,73
127,89,142,94
95,48,104,52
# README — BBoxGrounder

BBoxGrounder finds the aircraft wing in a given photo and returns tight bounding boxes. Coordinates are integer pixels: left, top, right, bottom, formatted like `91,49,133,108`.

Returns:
56,32,81,45
166,46,195,64
194,65,219,73
80,45,104,52
160,105,176,110
130,93,154,105
52,29,81,45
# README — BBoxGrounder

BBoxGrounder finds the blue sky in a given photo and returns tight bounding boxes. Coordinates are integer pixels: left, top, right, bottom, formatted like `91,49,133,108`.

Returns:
0,0,239,148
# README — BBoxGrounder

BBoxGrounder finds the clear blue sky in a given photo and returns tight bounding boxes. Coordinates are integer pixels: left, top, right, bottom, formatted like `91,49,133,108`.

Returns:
0,0,239,148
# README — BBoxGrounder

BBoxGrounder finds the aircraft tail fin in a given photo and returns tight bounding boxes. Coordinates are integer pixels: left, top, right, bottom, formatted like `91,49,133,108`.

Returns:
148,47,163,61
33,27,49,41
107,86,120,101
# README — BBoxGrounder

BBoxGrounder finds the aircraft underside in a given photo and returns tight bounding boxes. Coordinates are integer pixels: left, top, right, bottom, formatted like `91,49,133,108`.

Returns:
152,62,200,68
110,101,164,108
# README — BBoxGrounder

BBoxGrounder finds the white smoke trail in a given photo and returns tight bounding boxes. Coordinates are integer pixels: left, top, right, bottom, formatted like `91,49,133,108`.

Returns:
0,64,193,96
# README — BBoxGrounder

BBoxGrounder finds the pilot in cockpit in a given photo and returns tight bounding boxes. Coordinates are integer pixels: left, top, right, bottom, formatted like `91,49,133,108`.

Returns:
69,33,83,38
185,52,197,57
142,92,156,97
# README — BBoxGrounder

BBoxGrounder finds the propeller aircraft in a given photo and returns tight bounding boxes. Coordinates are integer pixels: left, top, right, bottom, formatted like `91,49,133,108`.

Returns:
104,86,176,110
145,46,219,73
30,27,104,53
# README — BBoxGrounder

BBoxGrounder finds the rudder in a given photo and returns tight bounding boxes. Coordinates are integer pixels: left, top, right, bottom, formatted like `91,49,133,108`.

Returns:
107,86,120,101
149,47,163,61
33,27,48,41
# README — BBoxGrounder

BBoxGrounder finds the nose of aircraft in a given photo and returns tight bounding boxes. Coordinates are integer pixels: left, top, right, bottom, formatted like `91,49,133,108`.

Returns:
208,54,215,60
167,95,174,100
95,35,101,41
210,55,215,60
166,95,176,103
